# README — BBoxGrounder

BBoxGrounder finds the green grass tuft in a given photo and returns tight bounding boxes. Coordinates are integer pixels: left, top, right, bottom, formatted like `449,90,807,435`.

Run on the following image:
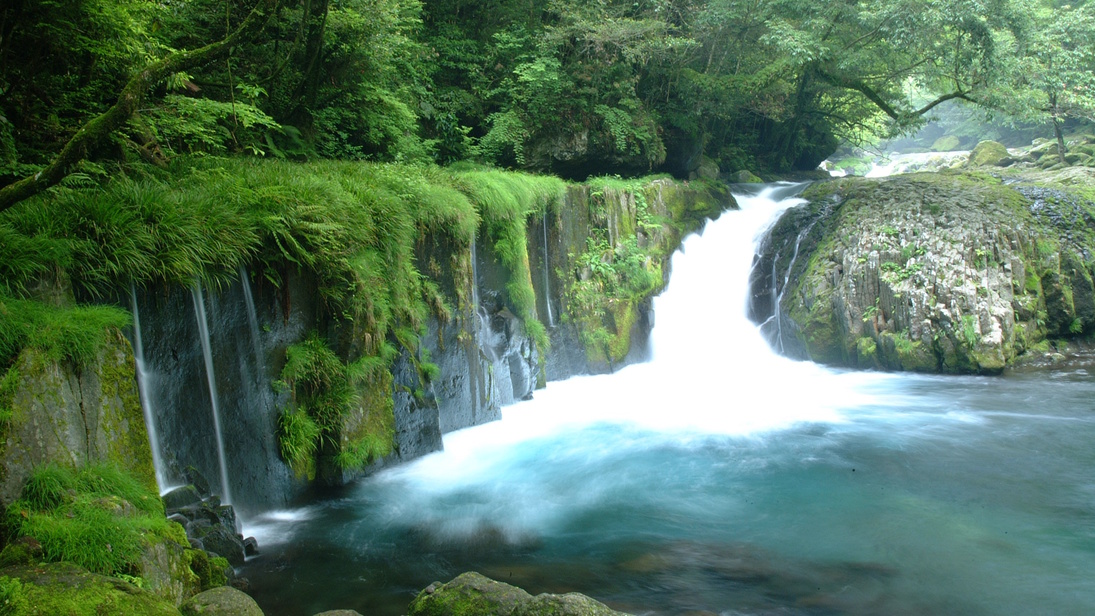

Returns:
0,295,131,370
5,464,177,577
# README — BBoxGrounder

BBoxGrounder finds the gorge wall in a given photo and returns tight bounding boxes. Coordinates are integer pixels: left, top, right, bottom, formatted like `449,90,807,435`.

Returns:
0,166,734,517
751,171,1095,373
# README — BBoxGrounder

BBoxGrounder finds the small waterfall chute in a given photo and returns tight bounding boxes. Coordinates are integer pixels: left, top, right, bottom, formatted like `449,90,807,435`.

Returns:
191,283,233,504
129,284,169,493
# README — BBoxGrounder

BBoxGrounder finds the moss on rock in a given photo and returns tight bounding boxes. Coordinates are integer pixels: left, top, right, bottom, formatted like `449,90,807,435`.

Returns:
0,562,182,616
179,586,263,616
767,172,1095,373
967,141,1010,167
408,572,631,616
409,572,532,616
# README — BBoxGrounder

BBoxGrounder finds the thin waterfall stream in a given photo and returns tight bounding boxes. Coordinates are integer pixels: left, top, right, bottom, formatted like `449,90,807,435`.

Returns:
241,185,1095,616
191,283,234,505
129,284,168,492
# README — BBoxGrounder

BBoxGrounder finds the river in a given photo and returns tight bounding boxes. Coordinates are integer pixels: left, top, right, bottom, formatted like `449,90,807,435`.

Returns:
240,184,1095,616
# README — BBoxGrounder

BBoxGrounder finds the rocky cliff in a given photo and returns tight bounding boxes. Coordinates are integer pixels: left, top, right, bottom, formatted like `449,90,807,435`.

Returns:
113,172,732,512
752,172,1095,373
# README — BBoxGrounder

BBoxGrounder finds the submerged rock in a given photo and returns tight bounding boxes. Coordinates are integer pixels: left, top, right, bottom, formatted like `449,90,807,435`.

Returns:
408,572,630,616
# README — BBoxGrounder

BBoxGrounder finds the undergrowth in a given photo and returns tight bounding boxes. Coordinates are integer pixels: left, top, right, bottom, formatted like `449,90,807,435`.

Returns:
277,333,397,474
4,464,183,576
0,295,130,371
0,156,679,473
454,168,566,352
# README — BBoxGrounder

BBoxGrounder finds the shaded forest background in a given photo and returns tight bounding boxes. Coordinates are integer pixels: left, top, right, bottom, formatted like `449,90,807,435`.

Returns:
1,0,1093,189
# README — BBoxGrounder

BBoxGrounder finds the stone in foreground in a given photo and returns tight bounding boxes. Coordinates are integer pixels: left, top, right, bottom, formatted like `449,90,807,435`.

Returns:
408,572,630,616
180,586,264,616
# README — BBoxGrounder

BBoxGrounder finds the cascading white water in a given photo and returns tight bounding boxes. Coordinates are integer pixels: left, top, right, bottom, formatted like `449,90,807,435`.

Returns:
129,284,169,492
191,284,233,504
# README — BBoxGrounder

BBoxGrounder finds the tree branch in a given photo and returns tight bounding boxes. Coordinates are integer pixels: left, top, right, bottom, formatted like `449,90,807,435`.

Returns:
914,90,976,116
0,0,277,215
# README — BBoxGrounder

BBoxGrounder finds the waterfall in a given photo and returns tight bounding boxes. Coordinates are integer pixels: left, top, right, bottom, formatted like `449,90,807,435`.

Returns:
542,212,555,328
129,284,169,492
239,265,264,368
241,185,1095,616
191,283,233,504
772,221,818,353
469,238,499,362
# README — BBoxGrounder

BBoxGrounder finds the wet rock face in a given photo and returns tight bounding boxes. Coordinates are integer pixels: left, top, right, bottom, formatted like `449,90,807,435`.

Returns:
0,329,154,508
751,173,1095,373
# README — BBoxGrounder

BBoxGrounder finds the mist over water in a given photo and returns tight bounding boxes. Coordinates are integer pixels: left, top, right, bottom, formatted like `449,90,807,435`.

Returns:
242,186,1095,616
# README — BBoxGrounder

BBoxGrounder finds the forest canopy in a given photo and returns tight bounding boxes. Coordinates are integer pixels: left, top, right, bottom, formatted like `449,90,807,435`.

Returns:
1,0,1092,194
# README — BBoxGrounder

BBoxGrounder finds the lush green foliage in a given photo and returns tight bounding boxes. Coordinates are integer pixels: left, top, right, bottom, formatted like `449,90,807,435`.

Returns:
4,464,182,576
278,332,397,473
563,178,668,364
455,169,566,351
0,298,130,370
4,0,1094,184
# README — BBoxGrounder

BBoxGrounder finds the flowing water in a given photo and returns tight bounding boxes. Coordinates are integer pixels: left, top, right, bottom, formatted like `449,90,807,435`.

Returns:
192,283,234,504
129,284,169,492
241,186,1095,616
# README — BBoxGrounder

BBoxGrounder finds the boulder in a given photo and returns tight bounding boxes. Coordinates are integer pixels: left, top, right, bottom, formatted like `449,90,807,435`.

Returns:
688,156,720,181
312,612,364,616
931,135,961,152
519,593,625,616
163,486,204,512
751,172,1095,373
730,169,764,183
180,586,263,616
966,140,1010,167
193,525,246,566
409,572,531,616
408,572,631,616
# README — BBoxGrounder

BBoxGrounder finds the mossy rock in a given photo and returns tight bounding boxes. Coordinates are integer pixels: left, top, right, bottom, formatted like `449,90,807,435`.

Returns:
931,135,961,152
730,169,764,183
0,562,182,615
966,141,1010,167
409,572,532,616
689,156,720,181
519,593,627,616
180,586,263,616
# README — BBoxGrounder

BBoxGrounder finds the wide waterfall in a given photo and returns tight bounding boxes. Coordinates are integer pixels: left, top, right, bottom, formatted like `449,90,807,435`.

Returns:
240,186,1095,616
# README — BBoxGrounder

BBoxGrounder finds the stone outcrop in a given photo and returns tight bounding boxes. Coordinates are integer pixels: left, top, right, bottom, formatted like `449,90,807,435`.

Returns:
0,328,154,507
0,562,183,615
407,572,630,616
752,172,1095,372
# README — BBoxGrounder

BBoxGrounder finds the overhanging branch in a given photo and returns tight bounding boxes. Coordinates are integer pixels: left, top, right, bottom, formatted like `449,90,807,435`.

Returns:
0,0,277,215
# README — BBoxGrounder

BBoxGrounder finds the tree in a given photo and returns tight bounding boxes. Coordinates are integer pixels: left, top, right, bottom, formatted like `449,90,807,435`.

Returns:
995,3,1095,161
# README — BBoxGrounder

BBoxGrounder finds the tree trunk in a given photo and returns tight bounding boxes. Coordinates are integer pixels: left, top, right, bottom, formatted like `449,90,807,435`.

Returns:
0,0,277,215
1054,117,1067,165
